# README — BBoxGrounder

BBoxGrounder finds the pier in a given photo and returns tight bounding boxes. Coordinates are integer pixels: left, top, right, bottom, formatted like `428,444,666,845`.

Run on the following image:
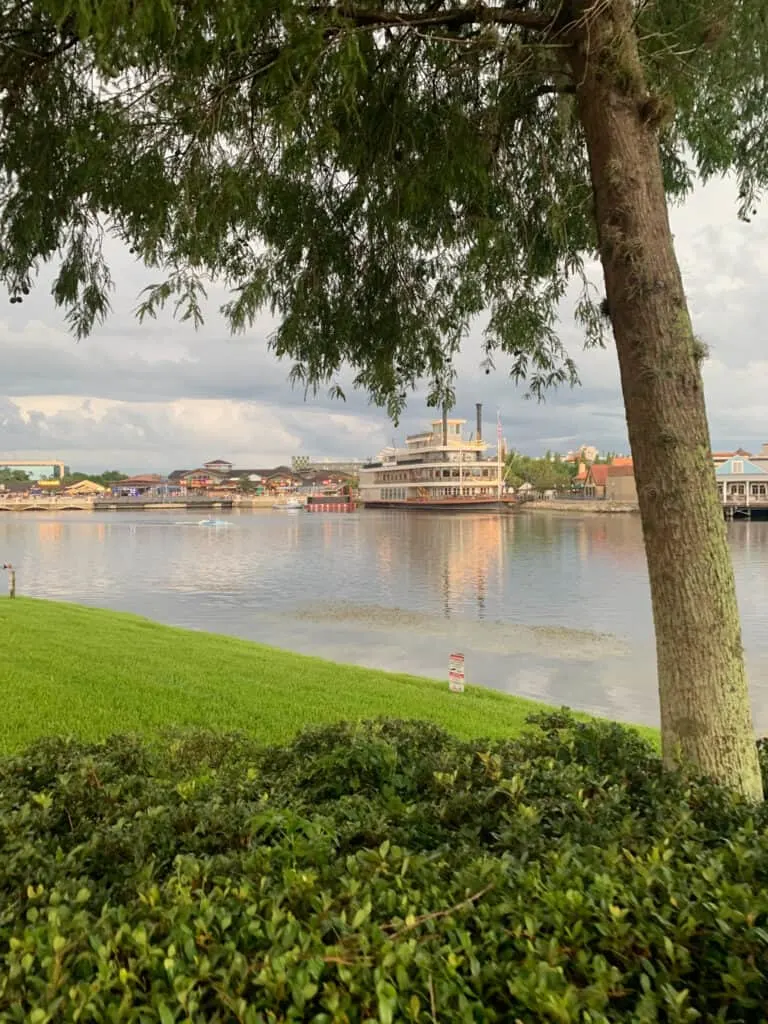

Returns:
722,499,768,520
0,498,93,512
0,496,234,512
94,496,234,511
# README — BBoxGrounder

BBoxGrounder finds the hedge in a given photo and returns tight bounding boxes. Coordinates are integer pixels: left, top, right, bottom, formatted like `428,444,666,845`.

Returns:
1,713,768,1021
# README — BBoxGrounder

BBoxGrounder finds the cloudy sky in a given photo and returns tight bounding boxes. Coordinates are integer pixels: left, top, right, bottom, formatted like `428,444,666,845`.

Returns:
0,174,765,474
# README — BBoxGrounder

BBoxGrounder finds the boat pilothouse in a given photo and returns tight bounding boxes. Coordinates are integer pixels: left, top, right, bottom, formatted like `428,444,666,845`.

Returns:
359,404,514,512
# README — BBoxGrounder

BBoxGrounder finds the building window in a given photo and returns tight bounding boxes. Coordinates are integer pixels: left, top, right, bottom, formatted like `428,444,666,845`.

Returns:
733,460,744,473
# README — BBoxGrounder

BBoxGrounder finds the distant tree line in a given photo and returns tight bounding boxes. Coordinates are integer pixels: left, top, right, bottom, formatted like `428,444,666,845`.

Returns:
0,468,32,483
0,468,129,486
61,471,129,487
504,452,577,492
503,448,627,492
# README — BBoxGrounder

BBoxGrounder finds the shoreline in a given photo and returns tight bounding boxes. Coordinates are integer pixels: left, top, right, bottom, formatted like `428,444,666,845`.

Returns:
0,597,655,752
521,499,639,514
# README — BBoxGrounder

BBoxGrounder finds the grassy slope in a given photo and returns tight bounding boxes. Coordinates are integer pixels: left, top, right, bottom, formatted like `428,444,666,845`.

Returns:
0,598,583,753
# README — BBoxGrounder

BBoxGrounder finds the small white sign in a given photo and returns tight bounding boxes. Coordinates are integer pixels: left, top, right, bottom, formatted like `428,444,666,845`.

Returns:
449,652,465,693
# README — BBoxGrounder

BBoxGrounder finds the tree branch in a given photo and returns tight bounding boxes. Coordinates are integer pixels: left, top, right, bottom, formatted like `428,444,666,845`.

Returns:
308,3,554,32
533,82,575,95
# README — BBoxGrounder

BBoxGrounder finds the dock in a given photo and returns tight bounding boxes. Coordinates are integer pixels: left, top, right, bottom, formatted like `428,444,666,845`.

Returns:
723,500,768,520
0,497,234,512
0,499,93,512
94,497,234,511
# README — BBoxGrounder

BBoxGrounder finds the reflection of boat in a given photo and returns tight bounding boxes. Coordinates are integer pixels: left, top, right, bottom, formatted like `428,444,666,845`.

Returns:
358,403,515,513
272,498,303,510
198,519,232,527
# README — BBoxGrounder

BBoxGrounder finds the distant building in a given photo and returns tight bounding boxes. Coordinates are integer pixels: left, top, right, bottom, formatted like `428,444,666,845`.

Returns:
712,448,752,466
605,463,637,503
716,455,768,504
291,455,365,475
168,458,358,494
203,459,233,475
752,444,768,472
63,479,105,495
176,469,222,490
584,458,637,503
295,469,355,492
583,464,609,498
110,475,181,497
564,445,599,464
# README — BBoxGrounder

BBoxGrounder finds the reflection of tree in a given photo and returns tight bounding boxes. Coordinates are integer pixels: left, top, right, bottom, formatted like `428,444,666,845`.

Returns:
510,511,647,569
576,515,646,569
376,532,394,580
727,523,768,569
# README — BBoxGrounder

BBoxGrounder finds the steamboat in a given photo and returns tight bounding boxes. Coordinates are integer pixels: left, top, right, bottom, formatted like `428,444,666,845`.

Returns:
358,404,514,512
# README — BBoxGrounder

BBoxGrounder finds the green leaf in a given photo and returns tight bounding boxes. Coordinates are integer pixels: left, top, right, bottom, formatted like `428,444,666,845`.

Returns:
376,980,398,1024
158,1002,175,1024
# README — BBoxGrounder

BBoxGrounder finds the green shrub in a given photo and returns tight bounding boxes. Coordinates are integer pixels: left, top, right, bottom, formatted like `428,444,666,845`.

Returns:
1,713,768,1021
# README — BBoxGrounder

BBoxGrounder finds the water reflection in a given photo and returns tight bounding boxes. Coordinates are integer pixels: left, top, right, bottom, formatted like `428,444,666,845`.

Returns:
397,513,504,620
3,509,768,729
37,522,63,545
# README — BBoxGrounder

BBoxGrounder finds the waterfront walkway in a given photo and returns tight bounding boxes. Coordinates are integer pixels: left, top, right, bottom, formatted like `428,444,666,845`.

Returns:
0,496,236,512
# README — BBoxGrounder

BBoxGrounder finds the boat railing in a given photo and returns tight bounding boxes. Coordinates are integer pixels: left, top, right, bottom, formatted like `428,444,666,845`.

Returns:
405,438,487,451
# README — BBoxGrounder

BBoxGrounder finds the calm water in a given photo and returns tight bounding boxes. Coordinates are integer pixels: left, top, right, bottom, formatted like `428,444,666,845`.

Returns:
3,508,768,729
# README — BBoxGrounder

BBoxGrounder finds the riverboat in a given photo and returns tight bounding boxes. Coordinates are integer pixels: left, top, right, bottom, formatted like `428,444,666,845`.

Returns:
358,404,514,512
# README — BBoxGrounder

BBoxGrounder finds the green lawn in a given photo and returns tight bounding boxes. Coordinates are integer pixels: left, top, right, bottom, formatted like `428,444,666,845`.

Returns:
0,597,652,753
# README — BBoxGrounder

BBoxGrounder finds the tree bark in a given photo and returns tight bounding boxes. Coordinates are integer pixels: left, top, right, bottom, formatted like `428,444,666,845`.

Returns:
567,0,763,799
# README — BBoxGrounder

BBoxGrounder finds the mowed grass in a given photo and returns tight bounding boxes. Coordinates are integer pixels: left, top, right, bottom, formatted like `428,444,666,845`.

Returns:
0,597,654,753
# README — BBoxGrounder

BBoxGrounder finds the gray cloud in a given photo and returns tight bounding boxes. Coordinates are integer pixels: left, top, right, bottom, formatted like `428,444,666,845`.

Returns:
0,174,766,472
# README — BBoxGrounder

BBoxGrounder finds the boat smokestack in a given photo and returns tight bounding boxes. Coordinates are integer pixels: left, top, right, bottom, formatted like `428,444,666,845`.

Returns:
442,406,448,450
476,403,483,460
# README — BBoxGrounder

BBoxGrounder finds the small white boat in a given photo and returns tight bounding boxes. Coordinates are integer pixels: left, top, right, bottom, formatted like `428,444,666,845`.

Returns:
198,518,232,527
272,498,303,510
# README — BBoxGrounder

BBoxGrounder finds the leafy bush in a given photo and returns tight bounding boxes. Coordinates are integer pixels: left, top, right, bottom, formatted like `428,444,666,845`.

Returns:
1,713,768,1021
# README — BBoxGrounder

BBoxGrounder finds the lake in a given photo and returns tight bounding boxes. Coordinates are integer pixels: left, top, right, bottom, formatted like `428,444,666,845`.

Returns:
3,508,768,729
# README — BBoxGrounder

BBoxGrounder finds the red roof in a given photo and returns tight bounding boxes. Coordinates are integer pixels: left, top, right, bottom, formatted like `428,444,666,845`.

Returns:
610,456,633,467
587,464,610,486
119,474,164,485
607,464,635,478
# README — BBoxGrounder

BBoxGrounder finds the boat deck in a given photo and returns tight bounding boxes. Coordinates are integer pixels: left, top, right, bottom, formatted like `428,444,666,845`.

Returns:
363,496,515,512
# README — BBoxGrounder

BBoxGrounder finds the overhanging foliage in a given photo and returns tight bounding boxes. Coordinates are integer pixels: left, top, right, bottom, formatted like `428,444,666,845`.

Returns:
2,1,767,415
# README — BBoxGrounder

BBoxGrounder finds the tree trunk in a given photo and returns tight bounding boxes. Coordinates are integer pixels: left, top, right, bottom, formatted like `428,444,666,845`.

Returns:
567,0,763,799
